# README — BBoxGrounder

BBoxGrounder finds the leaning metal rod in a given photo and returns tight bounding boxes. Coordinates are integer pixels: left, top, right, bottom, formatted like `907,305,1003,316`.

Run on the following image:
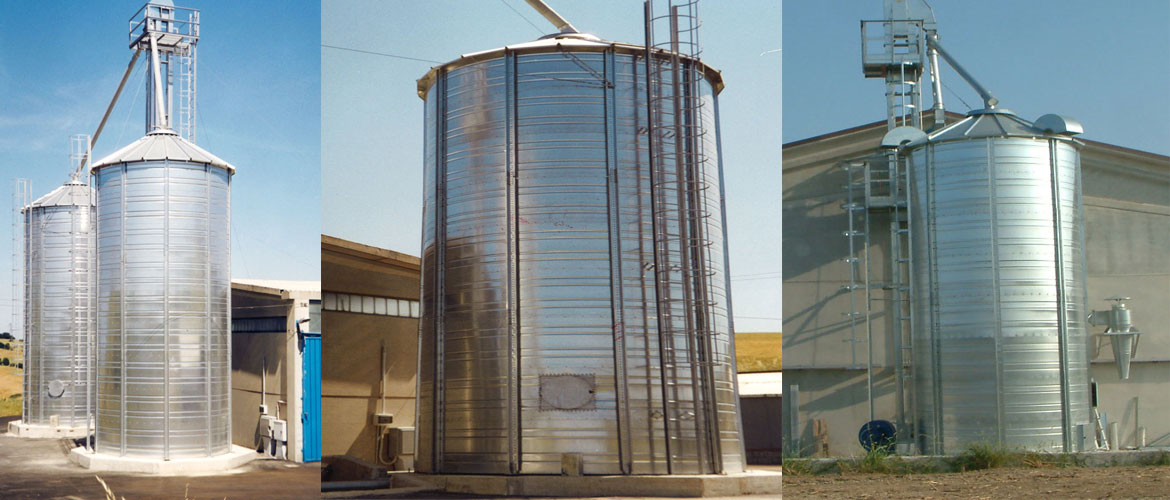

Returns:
76,50,140,175
149,34,168,130
926,34,998,109
522,0,579,33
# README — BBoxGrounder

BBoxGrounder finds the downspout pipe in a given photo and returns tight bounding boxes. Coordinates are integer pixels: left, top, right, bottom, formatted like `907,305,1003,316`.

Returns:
77,50,141,175
926,34,999,109
926,32,945,126
523,0,579,33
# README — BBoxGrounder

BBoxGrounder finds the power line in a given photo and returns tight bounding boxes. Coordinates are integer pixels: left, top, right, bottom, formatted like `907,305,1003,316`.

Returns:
731,271,781,278
321,44,442,64
499,0,546,35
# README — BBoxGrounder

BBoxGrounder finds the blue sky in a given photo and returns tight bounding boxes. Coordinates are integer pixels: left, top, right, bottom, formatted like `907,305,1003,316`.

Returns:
784,0,1170,154
322,0,782,333
0,1,321,334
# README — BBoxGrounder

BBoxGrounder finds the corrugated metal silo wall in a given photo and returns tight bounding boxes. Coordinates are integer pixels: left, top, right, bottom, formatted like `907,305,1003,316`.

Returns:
909,137,1091,453
22,192,95,426
417,46,743,475
94,160,232,458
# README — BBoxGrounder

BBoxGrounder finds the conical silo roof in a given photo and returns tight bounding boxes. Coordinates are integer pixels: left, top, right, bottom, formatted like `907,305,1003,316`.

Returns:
90,129,235,173
909,108,1082,147
26,180,93,210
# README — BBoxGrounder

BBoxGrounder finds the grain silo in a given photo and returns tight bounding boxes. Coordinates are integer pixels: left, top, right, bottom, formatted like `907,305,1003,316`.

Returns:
66,1,250,470
832,0,1093,455
89,128,234,459
904,110,1091,454
11,177,95,438
414,2,745,476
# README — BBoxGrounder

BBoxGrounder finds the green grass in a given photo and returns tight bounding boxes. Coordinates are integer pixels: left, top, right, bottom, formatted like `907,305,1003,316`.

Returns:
949,442,1013,471
735,332,781,372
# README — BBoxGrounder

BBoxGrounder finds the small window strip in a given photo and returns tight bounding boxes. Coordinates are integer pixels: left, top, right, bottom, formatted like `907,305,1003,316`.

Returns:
322,292,420,319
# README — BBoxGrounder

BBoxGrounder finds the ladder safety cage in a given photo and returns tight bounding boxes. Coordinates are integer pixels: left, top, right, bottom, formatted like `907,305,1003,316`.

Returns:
644,0,724,473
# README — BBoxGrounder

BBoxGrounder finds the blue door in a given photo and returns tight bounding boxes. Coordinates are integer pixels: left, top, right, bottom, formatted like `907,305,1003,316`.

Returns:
302,332,321,462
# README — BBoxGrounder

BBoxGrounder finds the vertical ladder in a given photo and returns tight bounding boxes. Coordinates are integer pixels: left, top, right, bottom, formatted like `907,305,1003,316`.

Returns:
839,160,868,371
645,0,720,473
886,150,914,446
11,178,31,421
177,49,196,142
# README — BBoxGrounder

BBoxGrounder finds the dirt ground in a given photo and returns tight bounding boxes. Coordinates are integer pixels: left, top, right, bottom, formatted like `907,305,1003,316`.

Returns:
784,465,1170,499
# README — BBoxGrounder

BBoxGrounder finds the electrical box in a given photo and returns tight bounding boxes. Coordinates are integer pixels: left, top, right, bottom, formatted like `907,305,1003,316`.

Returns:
270,418,287,442
391,426,415,455
372,413,394,427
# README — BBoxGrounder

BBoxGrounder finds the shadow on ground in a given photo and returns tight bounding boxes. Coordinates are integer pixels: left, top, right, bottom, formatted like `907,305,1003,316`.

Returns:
0,415,320,500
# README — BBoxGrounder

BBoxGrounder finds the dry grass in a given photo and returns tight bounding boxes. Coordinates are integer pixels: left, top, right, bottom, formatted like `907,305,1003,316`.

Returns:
735,332,781,372
0,341,23,417
0,341,22,399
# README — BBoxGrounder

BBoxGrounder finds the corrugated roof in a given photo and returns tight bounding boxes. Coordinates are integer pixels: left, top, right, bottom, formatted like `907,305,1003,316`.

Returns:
91,129,235,173
26,180,92,210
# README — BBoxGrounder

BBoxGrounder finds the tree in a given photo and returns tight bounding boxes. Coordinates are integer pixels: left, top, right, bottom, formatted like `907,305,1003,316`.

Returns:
0,332,12,340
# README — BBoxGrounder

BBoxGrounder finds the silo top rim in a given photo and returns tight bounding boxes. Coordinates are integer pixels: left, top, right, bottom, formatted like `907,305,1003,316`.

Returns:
90,129,236,173
907,108,1082,147
417,35,724,99
25,180,94,211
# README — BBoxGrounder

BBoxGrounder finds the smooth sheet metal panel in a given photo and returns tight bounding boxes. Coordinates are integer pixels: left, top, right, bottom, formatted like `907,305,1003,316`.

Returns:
94,155,232,459
22,183,95,427
909,129,1089,454
418,42,743,475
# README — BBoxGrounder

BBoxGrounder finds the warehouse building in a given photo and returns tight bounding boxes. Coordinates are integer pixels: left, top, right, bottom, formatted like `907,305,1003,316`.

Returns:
782,112,1170,456
230,279,321,463
321,235,420,470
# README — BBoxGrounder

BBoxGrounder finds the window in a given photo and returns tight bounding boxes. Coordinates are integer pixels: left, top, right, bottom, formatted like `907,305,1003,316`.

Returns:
322,292,421,319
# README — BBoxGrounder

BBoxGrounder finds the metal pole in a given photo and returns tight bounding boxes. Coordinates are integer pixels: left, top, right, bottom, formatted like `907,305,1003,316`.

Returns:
521,0,579,33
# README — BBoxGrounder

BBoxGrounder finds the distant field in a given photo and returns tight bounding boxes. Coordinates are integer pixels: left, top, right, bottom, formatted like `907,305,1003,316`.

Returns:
0,343,23,416
0,394,20,417
735,332,781,372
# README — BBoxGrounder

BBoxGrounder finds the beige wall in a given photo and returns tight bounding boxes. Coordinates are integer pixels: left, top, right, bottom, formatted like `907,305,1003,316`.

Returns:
782,117,1170,456
322,237,420,468
230,288,299,461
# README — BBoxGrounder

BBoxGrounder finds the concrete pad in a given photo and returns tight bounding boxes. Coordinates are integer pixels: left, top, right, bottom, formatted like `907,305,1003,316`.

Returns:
406,470,783,498
6,420,90,439
69,444,260,475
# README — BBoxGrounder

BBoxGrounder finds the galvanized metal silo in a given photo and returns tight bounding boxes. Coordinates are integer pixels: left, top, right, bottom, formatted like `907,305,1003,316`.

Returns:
21,180,95,429
90,129,234,459
906,109,1090,453
416,33,745,475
